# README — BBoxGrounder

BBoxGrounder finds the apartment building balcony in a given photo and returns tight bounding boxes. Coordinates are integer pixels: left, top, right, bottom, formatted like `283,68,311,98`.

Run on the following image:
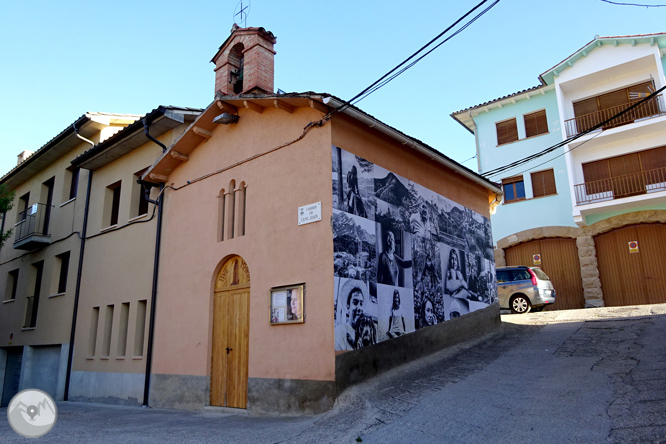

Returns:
574,166,666,206
565,94,666,138
14,203,52,250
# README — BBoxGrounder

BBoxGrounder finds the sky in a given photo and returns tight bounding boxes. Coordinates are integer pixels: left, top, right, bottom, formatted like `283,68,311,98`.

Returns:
1,0,666,178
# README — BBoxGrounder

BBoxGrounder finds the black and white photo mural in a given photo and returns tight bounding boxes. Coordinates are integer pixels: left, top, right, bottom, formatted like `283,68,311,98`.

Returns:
333,146,497,351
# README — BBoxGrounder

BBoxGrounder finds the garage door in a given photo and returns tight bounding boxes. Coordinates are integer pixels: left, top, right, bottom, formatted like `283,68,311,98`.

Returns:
1,348,23,407
505,237,585,310
594,223,666,306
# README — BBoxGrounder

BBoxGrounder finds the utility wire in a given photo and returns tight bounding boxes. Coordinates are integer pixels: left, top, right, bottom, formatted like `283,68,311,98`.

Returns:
170,1,500,192
481,84,666,178
600,0,666,6
348,0,500,107
493,130,604,181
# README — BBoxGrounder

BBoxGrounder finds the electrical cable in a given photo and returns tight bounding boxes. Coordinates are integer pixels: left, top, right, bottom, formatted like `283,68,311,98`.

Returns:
600,0,666,6
343,0,499,109
481,84,666,178
488,130,604,181
165,0,501,192
350,1,500,106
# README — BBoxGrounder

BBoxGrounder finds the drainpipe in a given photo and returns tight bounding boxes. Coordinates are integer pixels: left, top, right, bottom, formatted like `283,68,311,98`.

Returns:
0,210,6,254
143,117,167,152
142,117,165,406
64,122,95,401
64,168,93,401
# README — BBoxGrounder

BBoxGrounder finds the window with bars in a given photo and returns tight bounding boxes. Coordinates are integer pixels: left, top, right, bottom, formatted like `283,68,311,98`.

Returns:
496,118,518,145
531,169,557,198
524,110,548,138
502,176,525,203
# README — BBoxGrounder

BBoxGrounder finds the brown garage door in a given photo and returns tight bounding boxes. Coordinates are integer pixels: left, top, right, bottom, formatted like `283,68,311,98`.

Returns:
505,237,585,310
594,224,666,306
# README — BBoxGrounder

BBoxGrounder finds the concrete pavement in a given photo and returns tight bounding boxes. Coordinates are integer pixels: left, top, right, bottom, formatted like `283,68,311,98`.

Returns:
2,304,666,443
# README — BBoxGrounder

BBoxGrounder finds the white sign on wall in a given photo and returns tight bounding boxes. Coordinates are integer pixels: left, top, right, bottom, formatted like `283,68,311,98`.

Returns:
298,202,321,226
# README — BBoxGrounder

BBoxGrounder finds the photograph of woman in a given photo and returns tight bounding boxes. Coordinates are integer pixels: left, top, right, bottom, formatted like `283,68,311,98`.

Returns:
377,230,412,286
346,165,367,218
287,288,302,321
386,289,406,338
444,248,473,300
420,297,436,328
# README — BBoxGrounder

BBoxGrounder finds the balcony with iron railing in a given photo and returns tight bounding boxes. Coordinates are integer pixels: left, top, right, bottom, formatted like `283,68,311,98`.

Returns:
574,166,666,205
565,95,666,138
14,202,52,250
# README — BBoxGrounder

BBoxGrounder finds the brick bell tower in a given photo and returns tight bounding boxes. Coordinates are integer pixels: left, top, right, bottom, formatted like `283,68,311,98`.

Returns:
211,24,277,96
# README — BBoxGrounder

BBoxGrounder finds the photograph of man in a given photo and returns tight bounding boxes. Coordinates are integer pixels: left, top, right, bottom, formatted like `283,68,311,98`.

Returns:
334,279,369,351
377,230,412,286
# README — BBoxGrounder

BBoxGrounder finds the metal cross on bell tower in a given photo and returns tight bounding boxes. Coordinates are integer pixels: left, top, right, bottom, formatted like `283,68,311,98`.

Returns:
234,0,250,28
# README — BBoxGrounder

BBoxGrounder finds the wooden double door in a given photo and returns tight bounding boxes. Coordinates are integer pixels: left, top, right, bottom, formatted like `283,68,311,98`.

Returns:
505,237,585,311
595,224,666,307
211,256,250,408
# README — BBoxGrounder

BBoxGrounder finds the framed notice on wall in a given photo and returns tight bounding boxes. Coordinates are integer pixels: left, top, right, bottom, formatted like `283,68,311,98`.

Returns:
270,284,305,325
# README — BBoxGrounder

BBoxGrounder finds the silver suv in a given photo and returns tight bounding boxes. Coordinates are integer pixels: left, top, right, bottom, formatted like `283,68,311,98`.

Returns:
496,266,556,314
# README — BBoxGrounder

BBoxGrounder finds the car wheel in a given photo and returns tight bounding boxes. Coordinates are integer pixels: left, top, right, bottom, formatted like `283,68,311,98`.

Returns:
510,294,531,314
531,306,544,313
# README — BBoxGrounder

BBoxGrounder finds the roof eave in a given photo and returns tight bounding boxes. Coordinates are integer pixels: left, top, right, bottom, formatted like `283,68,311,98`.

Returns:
73,107,202,171
1,114,94,190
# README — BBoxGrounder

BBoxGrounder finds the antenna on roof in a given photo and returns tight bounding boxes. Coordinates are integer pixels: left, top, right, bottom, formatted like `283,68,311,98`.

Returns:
234,0,250,28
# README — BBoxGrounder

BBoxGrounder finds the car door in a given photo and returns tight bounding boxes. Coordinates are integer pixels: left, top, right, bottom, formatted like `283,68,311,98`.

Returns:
496,270,511,307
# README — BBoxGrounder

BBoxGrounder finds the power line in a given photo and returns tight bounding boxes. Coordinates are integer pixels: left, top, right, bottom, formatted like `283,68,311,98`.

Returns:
600,0,666,6
481,84,666,178
350,1,500,106
170,1,502,192
490,130,604,181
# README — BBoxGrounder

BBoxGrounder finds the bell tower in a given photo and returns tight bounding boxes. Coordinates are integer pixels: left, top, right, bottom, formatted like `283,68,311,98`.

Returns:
211,24,277,96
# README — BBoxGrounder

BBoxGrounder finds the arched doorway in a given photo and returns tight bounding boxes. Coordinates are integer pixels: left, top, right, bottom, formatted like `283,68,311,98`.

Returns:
211,256,250,408
595,224,666,306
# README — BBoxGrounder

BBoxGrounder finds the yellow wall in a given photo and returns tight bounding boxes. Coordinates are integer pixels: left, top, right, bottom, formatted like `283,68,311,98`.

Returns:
72,128,184,375
152,106,336,381
0,141,92,348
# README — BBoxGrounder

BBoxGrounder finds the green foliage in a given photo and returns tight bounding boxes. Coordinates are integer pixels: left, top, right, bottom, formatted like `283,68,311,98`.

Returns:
0,184,15,247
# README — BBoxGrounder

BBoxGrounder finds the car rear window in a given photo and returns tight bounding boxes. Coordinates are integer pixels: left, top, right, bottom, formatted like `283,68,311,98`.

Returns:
531,268,550,281
511,270,531,281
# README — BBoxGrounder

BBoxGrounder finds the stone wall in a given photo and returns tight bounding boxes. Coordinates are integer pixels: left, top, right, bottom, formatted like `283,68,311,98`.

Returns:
494,210,666,308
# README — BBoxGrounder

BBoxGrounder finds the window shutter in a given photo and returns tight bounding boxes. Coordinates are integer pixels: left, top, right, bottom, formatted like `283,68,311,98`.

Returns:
639,146,666,171
496,119,518,145
531,170,556,197
524,110,548,138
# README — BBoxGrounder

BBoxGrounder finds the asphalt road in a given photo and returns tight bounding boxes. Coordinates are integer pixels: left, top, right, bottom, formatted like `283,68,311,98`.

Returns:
2,304,666,443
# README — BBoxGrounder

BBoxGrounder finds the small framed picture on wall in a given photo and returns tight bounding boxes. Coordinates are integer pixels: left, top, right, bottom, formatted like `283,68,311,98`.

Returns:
270,284,305,325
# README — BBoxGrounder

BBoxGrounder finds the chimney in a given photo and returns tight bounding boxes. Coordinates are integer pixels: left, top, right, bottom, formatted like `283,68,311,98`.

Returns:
17,150,34,165
211,24,277,96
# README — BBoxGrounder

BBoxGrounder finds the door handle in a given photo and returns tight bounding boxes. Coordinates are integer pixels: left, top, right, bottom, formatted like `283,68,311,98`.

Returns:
226,347,233,354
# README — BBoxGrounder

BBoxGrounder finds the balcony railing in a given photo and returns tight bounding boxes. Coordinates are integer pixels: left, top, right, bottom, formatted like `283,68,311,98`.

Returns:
565,95,666,137
574,166,666,205
14,202,51,250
